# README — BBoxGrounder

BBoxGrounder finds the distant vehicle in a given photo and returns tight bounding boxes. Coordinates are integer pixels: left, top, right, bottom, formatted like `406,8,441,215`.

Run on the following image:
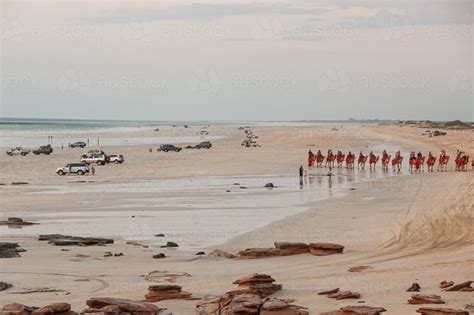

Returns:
82,149,107,159
241,140,260,147
421,130,433,136
158,144,182,152
80,154,107,165
109,154,124,164
56,163,89,176
6,147,31,156
196,141,212,149
32,144,53,155
69,141,87,148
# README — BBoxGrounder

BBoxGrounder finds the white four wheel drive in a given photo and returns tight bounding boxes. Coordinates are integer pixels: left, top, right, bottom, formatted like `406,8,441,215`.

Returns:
56,163,90,176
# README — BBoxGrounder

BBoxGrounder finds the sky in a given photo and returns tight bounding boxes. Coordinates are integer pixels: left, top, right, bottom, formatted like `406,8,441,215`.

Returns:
1,0,473,121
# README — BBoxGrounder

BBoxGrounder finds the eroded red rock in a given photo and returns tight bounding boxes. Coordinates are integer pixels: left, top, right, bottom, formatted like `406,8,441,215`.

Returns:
309,243,344,256
1,303,38,315
273,242,310,255
260,298,309,315
327,291,361,300
318,288,339,295
210,249,236,259
227,274,282,298
221,294,262,314
348,266,372,272
31,303,77,315
444,281,473,292
237,248,283,258
439,281,454,289
319,305,387,315
408,294,445,305
85,297,162,314
144,284,192,302
196,294,232,315
416,307,469,315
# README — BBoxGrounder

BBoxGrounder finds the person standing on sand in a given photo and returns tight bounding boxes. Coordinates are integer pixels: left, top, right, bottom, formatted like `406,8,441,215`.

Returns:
91,166,95,176
299,165,304,187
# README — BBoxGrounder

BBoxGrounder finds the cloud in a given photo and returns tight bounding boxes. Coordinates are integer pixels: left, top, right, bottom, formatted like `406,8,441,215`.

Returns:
83,3,328,24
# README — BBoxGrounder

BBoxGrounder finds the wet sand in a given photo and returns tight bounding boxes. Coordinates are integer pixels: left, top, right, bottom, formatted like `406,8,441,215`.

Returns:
0,123,472,314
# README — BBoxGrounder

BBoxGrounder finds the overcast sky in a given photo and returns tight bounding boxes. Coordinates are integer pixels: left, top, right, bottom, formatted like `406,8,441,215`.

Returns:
1,0,473,121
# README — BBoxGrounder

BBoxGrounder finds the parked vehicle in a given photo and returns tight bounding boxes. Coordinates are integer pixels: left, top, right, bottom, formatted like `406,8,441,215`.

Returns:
80,154,107,165
6,147,30,156
158,144,182,152
109,154,124,164
33,144,53,155
81,149,107,160
196,141,212,149
69,141,87,148
56,163,89,175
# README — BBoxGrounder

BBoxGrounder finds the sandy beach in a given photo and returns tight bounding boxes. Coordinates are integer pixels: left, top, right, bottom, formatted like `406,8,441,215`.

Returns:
0,123,473,314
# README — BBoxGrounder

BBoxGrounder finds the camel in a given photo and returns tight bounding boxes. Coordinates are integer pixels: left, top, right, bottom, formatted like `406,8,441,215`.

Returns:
426,152,436,172
381,151,391,172
391,151,403,172
438,150,449,172
358,152,368,170
408,152,417,172
346,152,355,169
325,150,335,168
455,153,470,172
368,151,379,171
308,150,315,168
315,150,325,168
410,152,425,173
336,151,345,168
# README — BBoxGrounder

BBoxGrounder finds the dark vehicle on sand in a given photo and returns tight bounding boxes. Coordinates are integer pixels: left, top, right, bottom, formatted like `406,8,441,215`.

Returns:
158,144,182,152
33,145,53,155
69,142,87,148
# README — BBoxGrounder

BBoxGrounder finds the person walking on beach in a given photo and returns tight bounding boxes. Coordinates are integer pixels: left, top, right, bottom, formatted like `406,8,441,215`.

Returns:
91,166,95,176
87,139,89,146
299,165,304,187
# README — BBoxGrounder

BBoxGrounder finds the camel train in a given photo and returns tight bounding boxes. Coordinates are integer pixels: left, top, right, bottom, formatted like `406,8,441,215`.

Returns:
307,149,470,172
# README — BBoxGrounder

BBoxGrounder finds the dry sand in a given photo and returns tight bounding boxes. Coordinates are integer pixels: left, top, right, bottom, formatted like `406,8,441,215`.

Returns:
0,123,472,314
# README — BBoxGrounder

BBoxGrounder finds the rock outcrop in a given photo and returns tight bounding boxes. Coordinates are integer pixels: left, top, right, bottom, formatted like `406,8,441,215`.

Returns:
31,303,77,315
416,307,469,315
439,281,454,289
444,281,472,292
320,305,386,315
309,243,344,256
221,294,262,314
0,217,36,227
408,294,445,305
84,297,163,314
196,295,232,315
38,235,113,246
197,295,308,315
327,291,361,300
1,303,38,315
0,242,23,258
238,248,282,259
144,284,192,302
260,298,309,315
274,242,310,255
227,274,282,298
210,249,236,259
